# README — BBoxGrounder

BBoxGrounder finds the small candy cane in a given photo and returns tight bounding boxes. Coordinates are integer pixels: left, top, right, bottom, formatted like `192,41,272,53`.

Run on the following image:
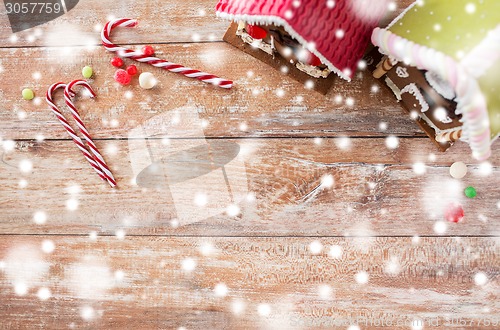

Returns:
65,80,117,188
101,18,233,89
46,82,108,184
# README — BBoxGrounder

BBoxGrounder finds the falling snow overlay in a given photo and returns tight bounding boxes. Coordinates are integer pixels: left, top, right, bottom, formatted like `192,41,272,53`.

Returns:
0,0,499,328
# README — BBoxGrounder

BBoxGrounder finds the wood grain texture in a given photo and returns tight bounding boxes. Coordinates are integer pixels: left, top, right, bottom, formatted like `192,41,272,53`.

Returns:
1,138,498,236
0,43,425,140
0,0,415,47
1,0,498,328
0,236,498,329
0,0,228,46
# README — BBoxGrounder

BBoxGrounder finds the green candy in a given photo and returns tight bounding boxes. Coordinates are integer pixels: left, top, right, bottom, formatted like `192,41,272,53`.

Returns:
22,88,34,100
82,66,93,79
464,186,477,198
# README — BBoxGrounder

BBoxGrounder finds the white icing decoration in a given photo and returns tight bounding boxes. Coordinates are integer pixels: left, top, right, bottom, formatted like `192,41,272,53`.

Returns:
424,71,456,100
296,62,330,78
385,77,402,100
237,29,273,55
440,116,453,124
396,66,409,78
401,83,429,113
385,78,462,137
364,56,374,66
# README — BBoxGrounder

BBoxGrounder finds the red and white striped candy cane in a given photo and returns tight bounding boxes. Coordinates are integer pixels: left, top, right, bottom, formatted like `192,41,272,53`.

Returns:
101,18,233,89
46,82,108,183
65,80,117,188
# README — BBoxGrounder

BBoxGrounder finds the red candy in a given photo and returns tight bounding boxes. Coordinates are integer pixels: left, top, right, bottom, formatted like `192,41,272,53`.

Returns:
308,53,322,67
246,24,267,40
126,65,138,76
111,57,124,68
444,202,464,223
114,69,131,85
142,45,155,57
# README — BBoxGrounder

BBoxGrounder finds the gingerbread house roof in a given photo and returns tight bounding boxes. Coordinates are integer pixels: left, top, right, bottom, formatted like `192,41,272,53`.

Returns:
216,0,387,81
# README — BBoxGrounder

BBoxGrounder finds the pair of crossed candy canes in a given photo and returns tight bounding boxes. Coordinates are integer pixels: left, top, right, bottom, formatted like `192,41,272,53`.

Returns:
101,18,233,89
46,80,116,187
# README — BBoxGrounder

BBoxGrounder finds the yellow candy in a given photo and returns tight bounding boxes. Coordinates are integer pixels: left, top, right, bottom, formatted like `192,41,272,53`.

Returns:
22,88,34,100
82,66,93,79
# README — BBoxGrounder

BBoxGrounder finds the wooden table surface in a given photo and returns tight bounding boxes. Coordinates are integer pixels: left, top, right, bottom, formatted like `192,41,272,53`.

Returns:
0,1,499,329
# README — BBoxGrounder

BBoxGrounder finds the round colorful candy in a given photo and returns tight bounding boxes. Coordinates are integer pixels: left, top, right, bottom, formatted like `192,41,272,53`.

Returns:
82,66,93,79
22,88,35,100
308,53,322,67
449,161,467,179
246,25,267,40
111,57,124,68
444,203,464,223
464,186,477,198
142,45,155,57
126,65,138,76
114,69,132,85
139,72,157,89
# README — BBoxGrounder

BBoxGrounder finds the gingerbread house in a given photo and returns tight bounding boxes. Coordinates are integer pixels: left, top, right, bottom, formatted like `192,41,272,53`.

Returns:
371,0,500,160
216,0,388,94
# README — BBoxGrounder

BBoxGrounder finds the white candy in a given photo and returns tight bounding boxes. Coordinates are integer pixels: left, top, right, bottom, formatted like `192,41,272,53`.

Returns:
449,161,467,179
139,72,157,89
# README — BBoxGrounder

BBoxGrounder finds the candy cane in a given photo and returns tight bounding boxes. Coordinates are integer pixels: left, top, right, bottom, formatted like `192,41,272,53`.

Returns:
101,18,233,89
65,80,117,188
46,82,108,183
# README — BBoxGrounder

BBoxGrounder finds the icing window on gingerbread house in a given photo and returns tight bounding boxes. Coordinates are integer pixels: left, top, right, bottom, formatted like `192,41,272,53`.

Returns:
236,22,330,78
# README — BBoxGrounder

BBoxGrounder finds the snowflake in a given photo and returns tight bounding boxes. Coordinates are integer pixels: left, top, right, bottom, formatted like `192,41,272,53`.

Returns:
412,162,427,175
214,283,229,297
226,204,240,217
80,306,95,321
335,136,352,150
434,221,448,235
355,271,369,284
114,270,125,281
37,287,51,300
385,136,399,149
231,299,246,315
465,3,476,14
115,229,126,240
194,193,208,207
328,245,343,259
66,198,79,211
478,162,492,176
384,257,401,275
309,240,323,254
199,242,215,256
181,258,197,272
320,174,334,189
318,284,334,299
257,303,271,317
41,240,55,254
33,211,47,224
18,159,33,173
304,80,315,89
474,272,488,286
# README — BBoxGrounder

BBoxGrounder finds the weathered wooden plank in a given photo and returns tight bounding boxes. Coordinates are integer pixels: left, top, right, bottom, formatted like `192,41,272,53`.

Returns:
1,139,498,236
0,43,425,140
0,236,498,329
0,0,415,47
0,0,227,46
